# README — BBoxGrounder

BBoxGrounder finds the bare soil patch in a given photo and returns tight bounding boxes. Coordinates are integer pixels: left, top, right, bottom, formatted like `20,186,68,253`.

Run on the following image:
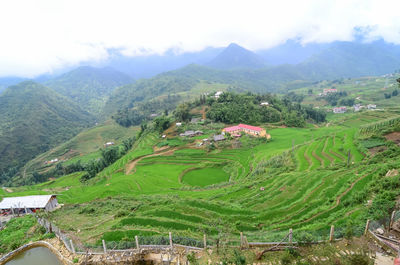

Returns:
369,146,388,156
385,132,400,145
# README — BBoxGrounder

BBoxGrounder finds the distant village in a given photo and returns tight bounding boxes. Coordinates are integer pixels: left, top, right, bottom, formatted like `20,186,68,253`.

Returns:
317,88,379,114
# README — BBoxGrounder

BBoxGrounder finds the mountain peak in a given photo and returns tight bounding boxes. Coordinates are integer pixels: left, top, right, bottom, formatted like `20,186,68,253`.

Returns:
207,43,266,70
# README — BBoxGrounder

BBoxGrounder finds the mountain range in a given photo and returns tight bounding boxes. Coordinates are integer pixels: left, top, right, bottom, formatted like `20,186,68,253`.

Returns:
2,39,400,184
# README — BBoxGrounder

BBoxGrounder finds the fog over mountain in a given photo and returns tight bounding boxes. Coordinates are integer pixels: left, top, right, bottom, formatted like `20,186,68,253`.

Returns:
1,0,400,77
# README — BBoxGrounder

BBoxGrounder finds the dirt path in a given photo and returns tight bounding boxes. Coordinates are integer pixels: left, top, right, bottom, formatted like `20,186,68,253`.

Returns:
125,148,177,175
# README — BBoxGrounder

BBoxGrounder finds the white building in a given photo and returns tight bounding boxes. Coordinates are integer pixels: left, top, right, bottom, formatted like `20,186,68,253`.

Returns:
215,91,223,98
104,142,115,147
0,195,59,213
353,104,363,112
333,106,347,114
367,104,377,110
260,102,269,106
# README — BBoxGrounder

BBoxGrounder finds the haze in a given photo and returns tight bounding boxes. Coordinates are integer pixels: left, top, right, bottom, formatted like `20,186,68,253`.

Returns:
0,0,400,77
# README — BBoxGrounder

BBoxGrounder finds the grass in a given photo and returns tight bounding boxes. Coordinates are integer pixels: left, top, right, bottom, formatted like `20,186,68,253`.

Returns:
0,215,51,254
4,109,400,246
182,167,229,187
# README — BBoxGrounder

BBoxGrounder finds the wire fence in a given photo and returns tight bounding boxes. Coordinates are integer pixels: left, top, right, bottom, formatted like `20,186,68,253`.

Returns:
28,212,400,256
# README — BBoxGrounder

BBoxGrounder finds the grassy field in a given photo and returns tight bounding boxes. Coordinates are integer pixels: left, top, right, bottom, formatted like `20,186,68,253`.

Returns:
21,119,138,176
3,109,400,246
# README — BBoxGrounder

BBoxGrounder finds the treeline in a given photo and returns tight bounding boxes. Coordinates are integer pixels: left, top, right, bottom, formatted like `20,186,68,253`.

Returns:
319,91,355,106
27,137,136,185
112,95,181,127
384,89,399,99
205,92,326,127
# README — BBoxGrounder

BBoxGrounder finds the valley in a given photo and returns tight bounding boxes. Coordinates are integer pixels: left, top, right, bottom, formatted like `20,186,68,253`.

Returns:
1,39,400,264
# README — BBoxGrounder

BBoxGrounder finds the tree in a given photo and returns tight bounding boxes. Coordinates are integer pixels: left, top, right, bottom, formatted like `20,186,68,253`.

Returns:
153,116,171,133
101,146,120,166
174,103,191,122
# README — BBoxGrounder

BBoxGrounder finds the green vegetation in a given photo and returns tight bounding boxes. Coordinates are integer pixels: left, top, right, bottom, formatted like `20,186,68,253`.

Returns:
4,109,398,248
21,119,138,177
206,92,326,126
2,70,400,253
0,81,94,185
182,167,229,187
45,66,133,115
0,215,52,254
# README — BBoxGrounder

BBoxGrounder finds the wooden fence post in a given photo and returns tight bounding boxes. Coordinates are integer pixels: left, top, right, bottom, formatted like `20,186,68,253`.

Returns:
364,219,370,235
203,234,207,249
240,232,244,248
102,239,107,253
390,211,396,230
70,239,76,254
289,229,293,244
329,225,335,242
169,232,173,248
135,236,140,250
243,236,249,249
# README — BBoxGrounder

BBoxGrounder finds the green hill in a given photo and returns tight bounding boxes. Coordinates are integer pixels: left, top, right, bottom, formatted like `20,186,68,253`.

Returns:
21,119,138,177
0,81,94,183
44,66,133,115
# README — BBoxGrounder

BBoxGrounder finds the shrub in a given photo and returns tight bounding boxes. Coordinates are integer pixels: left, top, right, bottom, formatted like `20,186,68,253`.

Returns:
115,210,129,218
296,232,315,246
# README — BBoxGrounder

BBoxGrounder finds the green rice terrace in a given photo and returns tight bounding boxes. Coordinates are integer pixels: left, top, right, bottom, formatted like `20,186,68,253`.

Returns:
3,109,400,249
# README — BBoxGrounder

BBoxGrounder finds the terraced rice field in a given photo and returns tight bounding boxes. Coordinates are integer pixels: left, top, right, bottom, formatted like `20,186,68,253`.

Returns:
7,111,396,244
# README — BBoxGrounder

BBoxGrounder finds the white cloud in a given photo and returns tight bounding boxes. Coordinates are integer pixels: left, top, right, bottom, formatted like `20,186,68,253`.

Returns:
0,0,400,77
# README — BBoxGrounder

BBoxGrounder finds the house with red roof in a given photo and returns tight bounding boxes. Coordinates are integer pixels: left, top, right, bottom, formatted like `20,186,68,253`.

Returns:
222,124,271,139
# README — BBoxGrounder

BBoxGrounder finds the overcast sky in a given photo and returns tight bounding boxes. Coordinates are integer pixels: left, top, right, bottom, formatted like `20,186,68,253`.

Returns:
1,0,400,77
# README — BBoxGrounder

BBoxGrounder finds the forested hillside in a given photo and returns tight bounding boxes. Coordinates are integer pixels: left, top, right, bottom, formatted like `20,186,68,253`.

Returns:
0,81,94,183
103,75,199,117
45,66,133,115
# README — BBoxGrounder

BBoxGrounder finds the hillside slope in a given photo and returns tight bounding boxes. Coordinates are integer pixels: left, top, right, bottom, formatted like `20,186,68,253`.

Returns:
0,81,94,182
44,66,133,115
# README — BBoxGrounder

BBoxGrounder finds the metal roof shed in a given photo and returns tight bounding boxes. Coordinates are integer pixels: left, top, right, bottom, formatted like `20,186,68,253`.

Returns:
0,195,58,212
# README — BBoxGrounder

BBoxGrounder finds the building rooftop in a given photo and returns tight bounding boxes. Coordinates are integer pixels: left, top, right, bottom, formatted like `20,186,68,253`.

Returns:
238,124,263,132
0,195,55,209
